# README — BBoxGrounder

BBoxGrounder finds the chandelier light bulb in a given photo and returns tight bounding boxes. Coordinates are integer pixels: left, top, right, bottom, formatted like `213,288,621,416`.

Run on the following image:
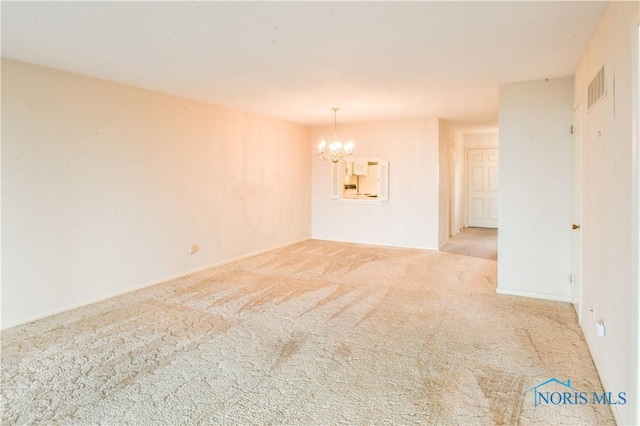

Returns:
344,141,354,155
317,108,355,163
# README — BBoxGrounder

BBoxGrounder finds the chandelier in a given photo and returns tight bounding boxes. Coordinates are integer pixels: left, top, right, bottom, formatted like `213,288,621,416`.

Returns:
317,107,354,163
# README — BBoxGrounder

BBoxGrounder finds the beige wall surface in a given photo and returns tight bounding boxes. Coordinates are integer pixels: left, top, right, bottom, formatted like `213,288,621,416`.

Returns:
441,123,465,235
437,121,449,247
311,118,441,249
573,2,639,424
464,132,498,148
498,76,574,302
2,59,311,327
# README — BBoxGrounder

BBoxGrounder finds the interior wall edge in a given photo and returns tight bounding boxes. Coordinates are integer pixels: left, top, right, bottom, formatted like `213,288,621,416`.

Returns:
632,18,640,426
495,288,571,303
581,328,624,425
311,237,439,252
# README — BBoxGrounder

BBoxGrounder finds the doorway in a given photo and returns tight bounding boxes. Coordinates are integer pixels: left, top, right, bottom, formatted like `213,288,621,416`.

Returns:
440,227,497,260
466,148,499,228
448,142,456,237
571,102,583,323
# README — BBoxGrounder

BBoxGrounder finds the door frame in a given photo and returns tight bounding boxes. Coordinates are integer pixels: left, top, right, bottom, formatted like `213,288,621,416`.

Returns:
465,146,499,228
631,24,639,426
448,142,456,236
571,101,584,324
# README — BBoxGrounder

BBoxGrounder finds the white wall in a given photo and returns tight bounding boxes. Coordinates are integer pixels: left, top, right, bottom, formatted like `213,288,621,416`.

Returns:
573,2,639,424
311,118,441,249
464,132,499,148
2,59,311,328
498,76,573,302
439,121,464,237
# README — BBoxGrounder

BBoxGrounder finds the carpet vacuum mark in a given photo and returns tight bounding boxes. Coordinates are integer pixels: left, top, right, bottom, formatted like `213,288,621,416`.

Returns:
1,240,614,424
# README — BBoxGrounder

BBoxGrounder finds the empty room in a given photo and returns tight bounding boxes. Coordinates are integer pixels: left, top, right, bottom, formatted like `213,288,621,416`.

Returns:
2,1,639,424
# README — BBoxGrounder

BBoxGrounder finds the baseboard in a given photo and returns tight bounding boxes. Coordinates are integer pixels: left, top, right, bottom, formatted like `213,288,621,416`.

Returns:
582,329,624,425
1,238,309,330
499,291,626,423
496,288,571,303
311,236,439,251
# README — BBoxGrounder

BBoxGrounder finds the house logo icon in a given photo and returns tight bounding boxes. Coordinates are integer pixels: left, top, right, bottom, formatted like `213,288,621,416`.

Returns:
527,378,581,407
527,377,627,407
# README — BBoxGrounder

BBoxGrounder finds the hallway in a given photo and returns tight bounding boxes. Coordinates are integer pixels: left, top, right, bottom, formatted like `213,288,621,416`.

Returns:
440,227,497,260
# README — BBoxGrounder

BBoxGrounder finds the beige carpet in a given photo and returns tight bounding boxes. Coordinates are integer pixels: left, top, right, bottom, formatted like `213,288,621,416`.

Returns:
1,240,613,425
440,227,498,260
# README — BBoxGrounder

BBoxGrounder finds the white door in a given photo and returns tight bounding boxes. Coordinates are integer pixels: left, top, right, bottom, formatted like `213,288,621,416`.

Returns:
571,103,583,322
467,148,499,228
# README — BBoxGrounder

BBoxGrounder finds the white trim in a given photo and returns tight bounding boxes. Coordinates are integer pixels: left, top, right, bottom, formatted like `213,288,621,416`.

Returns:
631,21,640,426
344,156,382,165
582,328,624,425
464,146,500,229
448,142,456,237
496,288,571,303
0,238,309,330
312,237,439,251
330,162,340,199
571,100,584,325
464,145,499,150
338,198,382,205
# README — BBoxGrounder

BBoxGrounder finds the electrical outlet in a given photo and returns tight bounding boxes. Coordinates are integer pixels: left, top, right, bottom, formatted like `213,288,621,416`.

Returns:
188,244,198,255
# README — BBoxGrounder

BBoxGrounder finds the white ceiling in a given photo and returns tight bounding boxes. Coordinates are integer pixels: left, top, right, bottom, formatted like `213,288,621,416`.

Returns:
2,1,608,131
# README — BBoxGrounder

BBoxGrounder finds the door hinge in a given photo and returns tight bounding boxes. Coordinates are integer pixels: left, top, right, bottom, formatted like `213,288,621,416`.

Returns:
570,274,574,283
571,125,574,135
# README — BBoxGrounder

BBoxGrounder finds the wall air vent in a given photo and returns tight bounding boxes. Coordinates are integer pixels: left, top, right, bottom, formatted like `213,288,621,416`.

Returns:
587,65,606,111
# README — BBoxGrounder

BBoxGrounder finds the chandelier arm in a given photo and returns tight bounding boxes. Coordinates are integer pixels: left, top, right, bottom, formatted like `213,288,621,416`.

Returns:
317,107,354,162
